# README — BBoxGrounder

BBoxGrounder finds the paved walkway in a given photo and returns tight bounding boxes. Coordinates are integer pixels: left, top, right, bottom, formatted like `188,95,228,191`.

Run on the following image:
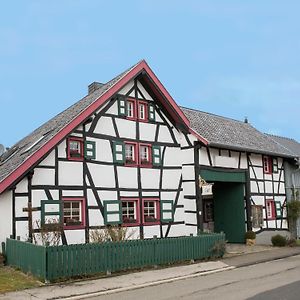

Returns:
1,245,300,300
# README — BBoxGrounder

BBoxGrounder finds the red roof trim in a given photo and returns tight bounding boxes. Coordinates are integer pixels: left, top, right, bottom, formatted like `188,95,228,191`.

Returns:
189,128,209,145
0,60,190,194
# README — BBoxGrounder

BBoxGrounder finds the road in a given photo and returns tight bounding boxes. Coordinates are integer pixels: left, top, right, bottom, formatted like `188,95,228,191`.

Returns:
88,255,300,300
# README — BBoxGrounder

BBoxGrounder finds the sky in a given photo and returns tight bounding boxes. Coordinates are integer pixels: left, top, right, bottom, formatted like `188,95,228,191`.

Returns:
1,1,300,147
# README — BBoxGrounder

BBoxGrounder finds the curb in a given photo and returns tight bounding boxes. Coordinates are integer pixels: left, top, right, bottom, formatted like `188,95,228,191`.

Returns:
52,266,235,300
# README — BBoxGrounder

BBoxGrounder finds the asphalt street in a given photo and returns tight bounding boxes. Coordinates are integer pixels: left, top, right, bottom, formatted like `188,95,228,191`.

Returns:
88,254,300,300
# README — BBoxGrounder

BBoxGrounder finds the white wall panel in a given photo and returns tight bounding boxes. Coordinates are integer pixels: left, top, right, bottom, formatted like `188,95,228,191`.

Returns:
57,141,66,158
64,230,85,245
16,221,28,241
115,118,136,139
59,162,83,186
32,168,55,186
164,147,181,166
94,117,116,136
39,150,55,166
88,164,115,188
137,81,153,100
15,178,28,193
15,196,28,218
139,122,156,141
141,168,160,189
118,167,138,189
0,191,12,248
118,79,134,95
88,210,104,226
162,169,181,189
157,125,173,143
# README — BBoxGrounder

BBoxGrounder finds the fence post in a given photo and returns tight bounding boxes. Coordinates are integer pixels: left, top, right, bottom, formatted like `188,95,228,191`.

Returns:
153,235,158,269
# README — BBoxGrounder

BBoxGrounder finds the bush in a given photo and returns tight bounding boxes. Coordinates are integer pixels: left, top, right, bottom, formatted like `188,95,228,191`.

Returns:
245,230,256,240
271,234,287,247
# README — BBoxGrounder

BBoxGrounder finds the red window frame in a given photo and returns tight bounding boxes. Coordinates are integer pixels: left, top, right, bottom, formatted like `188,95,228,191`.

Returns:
137,100,148,122
121,198,140,226
263,156,272,174
266,199,276,220
67,137,84,161
125,142,138,166
142,198,160,225
139,143,152,167
126,98,137,120
63,197,86,230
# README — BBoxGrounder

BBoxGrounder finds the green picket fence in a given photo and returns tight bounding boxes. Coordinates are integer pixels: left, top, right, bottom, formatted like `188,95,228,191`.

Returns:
6,233,225,282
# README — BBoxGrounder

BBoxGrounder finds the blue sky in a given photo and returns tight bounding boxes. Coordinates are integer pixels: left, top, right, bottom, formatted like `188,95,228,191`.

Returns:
1,1,300,147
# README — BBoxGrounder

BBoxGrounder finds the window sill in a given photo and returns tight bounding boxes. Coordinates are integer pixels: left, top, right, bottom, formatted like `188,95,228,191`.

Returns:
64,224,85,230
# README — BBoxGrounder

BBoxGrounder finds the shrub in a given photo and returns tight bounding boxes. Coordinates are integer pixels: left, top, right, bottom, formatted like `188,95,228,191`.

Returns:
245,230,256,240
210,240,226,258
271,234,287,247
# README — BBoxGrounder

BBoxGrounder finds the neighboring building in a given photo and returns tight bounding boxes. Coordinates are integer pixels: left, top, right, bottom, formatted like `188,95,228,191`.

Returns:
266,134,300,237
0,60,297,246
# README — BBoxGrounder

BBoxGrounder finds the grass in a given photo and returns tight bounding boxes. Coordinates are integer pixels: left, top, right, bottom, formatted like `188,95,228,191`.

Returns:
0,266,42,293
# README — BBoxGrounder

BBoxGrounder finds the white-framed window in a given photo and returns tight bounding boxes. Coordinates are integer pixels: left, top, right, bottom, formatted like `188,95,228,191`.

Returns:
138,102,147,121
266,199,275,220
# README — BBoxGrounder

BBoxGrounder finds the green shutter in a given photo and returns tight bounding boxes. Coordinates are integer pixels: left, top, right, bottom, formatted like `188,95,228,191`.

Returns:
273,158,278,173
160,200,174,222
41,200,62,226
275,201,282,218
84,141,96,159
152,145,161,166
104,200,122,225
113,141,125,164
148,103,155,121
118,95,127,116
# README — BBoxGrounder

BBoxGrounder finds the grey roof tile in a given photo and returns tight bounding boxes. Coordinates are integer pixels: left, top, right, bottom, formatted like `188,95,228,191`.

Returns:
181,107,295,158
266,134,300,157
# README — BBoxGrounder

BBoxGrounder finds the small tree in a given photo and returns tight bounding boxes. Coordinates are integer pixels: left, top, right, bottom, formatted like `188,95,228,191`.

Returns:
90,225,135,243
32,219,62,246
287,190,300,239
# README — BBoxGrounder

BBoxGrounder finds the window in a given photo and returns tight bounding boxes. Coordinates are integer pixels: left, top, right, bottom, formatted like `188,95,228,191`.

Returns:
143,199,160,225
138,101,148,121
125,142,137,165
139,144,151,166
121,198,139,226
127,99,136,119
263,156,272,174
273,158,278,173
266,199,276,220
68,137,83,160
63,198,85,229
251,205,263,228
203,200,214,222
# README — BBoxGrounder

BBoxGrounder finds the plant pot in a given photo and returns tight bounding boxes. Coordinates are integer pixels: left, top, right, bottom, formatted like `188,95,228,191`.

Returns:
246,238,256,246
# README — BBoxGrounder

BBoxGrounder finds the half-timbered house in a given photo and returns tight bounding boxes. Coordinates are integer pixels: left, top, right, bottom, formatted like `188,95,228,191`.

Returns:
182,108,295,243
0,60,297,246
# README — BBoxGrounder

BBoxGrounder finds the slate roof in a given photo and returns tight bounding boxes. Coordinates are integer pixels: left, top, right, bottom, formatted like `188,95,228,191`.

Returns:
266,134,300,157
0,61,140,183
181,107,295,158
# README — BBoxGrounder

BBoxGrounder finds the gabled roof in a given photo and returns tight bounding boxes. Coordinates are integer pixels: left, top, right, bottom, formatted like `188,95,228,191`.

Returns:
266,134,300,157
0,60,191,194
181,107,295,158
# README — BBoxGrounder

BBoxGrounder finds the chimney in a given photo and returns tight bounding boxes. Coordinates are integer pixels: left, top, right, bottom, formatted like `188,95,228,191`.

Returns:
244,116,248,123
88,82,104,94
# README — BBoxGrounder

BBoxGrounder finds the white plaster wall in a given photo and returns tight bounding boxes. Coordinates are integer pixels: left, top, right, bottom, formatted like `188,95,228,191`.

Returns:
162,169,182,189
95,139,113,162
117,167,138,189
15,197,28,218
140,168,160,189
87,189,98,206
199,148,210,166
15,178,28,193
97,190,117,200
115,118,136,139
94,117,116,136
87,164,115,188
182,182,195,196
105,101,119,115
164,147,181,166
62,190,84,197
39,150,55,166
32,168,55,186
57,140,66,158
157,125,173,143
182,165,195,181
121,191,139,197
144,226,161,239
142,191,159,197
184,199,197,212
181,148,194,165
139,123,156,141
0,191,12,248
88,210,104,226
64,230,85,245
32,190,47,208
59,161,83,186
214,156,238,168
160,192,177,201
250,181,259,194
118,79,134,95
184,212,197,224
16,221,28,241
265,181,273,194
164,224,187,237
240,153,248,169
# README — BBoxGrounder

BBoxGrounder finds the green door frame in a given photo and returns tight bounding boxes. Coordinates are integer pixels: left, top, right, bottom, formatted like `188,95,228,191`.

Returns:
199,166,251,233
